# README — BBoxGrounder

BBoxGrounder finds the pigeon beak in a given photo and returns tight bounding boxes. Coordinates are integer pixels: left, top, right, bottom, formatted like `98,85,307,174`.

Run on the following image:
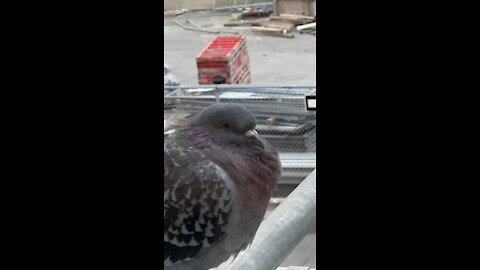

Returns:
245,129,264,149
245,129,258,137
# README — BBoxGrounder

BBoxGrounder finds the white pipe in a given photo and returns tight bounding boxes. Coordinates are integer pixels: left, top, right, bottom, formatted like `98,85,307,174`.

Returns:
296,22,316,31
225,169,316,270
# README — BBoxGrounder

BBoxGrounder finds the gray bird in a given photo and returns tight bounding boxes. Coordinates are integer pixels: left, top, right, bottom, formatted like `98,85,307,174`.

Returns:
164,103,281,270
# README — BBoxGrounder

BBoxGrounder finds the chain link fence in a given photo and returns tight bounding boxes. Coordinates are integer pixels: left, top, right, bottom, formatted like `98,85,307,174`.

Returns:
164,85,316,198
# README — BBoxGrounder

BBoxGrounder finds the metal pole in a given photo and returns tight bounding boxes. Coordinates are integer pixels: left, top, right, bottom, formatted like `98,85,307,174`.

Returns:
186,19,239,35
224,169,316,270
174,19,220,34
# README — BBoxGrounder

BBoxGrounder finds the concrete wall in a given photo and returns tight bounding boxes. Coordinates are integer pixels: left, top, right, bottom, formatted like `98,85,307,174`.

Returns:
164,0,271,11
164,0,212,11
274,0,316,16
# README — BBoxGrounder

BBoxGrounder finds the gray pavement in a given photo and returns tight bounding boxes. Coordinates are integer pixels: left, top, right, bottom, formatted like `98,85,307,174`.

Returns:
164,11,316,85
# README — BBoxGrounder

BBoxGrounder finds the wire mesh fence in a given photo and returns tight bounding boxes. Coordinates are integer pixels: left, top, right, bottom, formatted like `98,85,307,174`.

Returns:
164,84,316,198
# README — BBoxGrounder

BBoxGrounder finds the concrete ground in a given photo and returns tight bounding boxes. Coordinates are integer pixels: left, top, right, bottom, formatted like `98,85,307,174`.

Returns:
164,10,316,85
164,10,316,269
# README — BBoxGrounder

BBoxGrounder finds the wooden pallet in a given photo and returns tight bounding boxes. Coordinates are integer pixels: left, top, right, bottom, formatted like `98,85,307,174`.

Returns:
260,21,295,32
269,14,315,25
224,18,270,27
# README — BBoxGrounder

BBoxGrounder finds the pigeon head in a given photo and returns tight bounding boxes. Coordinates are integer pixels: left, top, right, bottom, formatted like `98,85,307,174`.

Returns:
188,103,263,148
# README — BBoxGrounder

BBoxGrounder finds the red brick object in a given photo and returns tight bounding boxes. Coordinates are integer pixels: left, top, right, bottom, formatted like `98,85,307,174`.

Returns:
197,36,251,84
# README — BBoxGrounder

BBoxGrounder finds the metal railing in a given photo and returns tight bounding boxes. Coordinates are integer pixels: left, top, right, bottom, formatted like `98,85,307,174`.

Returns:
164,84,317,153
220,169,316,270
273,152,316,198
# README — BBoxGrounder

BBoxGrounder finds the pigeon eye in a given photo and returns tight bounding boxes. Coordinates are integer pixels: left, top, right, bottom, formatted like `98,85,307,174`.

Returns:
223,124,229,129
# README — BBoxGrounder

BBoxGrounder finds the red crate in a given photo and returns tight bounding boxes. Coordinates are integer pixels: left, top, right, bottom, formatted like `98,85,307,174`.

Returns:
198,68,250,84
242,74,252,84
197,36,251,84
197,49,250,82
235,68,251,84
230,65,250,83
197,36,246,62
198,66,250,84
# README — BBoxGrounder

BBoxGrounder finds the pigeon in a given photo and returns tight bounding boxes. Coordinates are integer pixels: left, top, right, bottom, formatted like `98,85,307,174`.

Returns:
164,103,281,270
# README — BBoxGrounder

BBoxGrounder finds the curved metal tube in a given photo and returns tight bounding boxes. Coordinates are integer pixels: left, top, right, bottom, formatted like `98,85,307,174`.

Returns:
224,169,317,270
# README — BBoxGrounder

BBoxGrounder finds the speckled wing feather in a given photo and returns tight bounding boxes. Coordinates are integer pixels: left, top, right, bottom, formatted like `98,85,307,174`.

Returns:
164,136,233,266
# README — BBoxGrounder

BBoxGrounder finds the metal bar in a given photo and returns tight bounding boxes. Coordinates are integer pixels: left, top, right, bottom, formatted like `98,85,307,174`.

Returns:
186,19,239,35
224,169,316,270
186,19,219,33
174,20,220,34
165,95,309,101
